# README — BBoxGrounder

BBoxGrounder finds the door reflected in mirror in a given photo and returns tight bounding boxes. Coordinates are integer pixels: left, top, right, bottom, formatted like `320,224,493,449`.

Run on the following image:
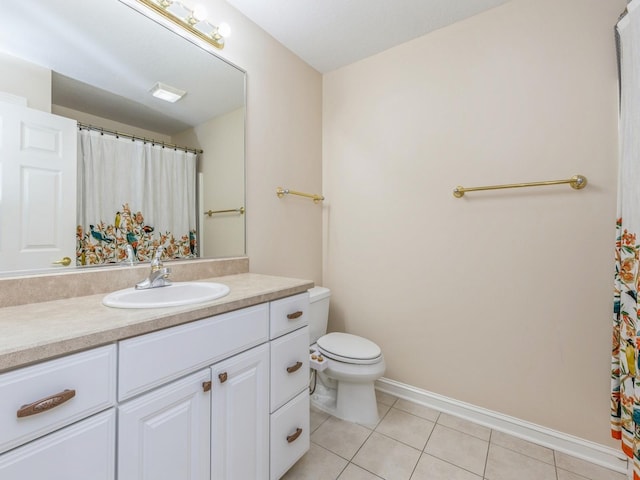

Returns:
0,0,246,276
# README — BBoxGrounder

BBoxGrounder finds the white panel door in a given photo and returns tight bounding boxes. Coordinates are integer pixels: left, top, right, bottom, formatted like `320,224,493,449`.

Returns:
211,343,270,480
0,101,76,272
117,369,211,480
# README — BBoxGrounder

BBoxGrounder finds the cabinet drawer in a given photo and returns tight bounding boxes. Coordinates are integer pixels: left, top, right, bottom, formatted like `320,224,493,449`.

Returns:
270,390,310,480
270,293,309,339
0,409,115,480
0,345,116,454
119,304,269,401
270,326,309,412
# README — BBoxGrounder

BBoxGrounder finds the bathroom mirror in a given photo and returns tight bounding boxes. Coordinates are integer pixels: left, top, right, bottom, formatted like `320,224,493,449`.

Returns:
0,0,246,276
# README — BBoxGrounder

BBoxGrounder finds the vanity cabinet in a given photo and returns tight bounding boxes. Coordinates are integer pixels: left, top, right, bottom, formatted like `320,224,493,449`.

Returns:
0,290,310,480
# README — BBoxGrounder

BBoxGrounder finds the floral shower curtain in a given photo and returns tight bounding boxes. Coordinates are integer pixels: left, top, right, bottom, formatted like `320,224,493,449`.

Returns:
612,2,640,478
76,128,198,265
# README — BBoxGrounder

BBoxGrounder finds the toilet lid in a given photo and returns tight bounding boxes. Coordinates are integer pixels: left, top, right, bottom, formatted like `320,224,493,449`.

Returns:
317,332,382,365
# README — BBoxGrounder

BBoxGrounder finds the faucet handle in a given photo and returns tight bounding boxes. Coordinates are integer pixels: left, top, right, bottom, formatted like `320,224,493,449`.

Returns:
151,247,164,272
125,244,136,265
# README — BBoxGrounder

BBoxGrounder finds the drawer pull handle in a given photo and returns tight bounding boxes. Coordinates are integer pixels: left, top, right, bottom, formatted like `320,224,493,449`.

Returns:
287,428,303,443
287,311,303,320
17,389,76,418
203,381,212,392
218,372,228,383
286,361,303,374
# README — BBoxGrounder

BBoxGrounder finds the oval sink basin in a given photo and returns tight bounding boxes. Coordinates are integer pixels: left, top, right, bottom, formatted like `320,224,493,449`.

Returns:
102,282,230,309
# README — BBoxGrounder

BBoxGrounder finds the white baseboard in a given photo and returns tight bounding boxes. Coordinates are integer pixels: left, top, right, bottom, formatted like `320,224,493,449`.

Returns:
375,377,628,474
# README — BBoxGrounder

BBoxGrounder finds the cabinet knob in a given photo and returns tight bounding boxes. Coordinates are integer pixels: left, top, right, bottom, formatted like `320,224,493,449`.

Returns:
218,372,228,383
202,381,212,392
17,389,76,418
286,361,303,374
287,311,303,320
286,428,303,443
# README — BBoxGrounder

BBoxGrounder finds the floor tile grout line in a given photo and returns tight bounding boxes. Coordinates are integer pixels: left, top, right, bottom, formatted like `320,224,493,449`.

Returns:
343,402,407,479
483,429,492,479
417,452,485,479
345,463,385,480
434,413,492,441
346,404,390,463
555,466,595,480
487,438,557,467
334,461,349,479
370,404,438,452
389,406,441,425
308,394,625,480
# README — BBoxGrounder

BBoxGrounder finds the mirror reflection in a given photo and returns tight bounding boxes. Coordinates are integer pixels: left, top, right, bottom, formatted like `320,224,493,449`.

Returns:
0,0,246,276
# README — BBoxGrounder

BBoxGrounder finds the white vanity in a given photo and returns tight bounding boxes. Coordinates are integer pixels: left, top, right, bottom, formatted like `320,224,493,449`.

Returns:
0,272,312,480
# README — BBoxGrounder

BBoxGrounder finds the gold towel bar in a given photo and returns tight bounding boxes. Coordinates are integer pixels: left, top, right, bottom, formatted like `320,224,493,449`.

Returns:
276,187,324,203
453,175,587,198
205,207,245,217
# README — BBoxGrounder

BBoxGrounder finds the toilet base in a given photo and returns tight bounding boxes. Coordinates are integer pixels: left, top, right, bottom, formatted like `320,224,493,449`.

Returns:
311,372,380,427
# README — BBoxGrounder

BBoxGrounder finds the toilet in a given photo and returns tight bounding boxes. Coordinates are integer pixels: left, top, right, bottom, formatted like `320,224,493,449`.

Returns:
308,287,386,425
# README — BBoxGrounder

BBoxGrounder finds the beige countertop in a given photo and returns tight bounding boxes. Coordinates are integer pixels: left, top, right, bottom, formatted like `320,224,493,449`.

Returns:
0,273,313,373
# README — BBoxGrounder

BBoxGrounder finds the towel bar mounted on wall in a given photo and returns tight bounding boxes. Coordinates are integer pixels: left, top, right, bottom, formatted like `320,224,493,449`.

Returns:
205,207,245,217
276,187,324,204
452,174,587,198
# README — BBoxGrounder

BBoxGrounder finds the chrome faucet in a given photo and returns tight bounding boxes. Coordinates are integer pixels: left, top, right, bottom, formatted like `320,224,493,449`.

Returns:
135,247,171,289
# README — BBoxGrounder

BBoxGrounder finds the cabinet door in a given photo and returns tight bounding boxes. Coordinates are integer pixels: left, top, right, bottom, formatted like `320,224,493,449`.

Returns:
0,409,115,480
211,343,269,480
118,369,211,480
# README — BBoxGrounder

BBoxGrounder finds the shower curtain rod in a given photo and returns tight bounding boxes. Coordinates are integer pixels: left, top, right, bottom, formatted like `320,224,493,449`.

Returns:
77,122,204,154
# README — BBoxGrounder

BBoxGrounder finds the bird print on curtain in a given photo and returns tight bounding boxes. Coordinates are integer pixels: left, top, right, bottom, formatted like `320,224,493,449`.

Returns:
76,203,196,265
611,219,640,476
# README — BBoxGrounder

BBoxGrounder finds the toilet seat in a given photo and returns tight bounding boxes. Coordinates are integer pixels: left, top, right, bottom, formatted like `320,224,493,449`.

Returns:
316,332,382,365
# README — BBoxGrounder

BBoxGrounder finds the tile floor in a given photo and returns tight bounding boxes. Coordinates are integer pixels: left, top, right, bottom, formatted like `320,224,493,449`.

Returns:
282,391,628,480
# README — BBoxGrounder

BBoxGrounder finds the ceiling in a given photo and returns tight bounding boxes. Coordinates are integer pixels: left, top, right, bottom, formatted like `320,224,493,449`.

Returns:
224,0,512,73
0,1,512,133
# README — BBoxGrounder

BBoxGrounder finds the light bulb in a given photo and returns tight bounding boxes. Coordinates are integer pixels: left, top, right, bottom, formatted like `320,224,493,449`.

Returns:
192,4,207,21
217,22,231,38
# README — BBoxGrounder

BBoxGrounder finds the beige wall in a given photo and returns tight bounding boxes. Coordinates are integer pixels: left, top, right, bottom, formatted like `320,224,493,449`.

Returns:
201,0,323,284
173,108,246,258
323,0,625,447
0,52,51,111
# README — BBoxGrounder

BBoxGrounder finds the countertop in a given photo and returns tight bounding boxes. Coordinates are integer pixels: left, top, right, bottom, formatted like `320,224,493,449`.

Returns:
0,273,313,373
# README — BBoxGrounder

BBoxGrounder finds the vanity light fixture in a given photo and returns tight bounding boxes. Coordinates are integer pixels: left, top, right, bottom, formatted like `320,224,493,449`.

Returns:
150,82,187,103
137,0,231,49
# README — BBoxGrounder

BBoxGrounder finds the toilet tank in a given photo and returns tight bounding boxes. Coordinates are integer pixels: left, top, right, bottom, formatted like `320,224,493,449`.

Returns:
308,287,331,345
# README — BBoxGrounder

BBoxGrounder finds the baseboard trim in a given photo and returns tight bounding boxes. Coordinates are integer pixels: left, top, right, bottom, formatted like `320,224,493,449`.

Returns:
375,377,628,474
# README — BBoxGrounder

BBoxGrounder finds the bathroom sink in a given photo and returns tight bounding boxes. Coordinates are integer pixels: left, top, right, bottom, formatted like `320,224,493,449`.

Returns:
102,282,230,309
